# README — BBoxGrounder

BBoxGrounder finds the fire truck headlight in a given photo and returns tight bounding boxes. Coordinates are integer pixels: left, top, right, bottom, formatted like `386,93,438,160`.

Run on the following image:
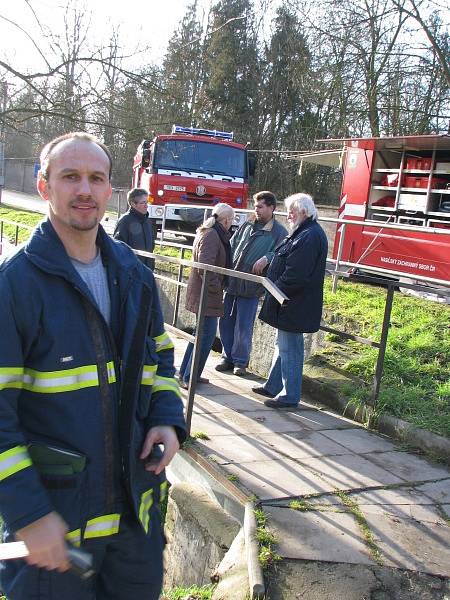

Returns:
155,207,164,217
157,189,164,196
148,195,154,204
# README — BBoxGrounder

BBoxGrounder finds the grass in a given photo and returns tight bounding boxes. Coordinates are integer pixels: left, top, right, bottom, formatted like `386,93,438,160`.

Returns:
336,491,383,565
254,507,282,571
0,206,43,244
161,584,216,599
321,278,450,437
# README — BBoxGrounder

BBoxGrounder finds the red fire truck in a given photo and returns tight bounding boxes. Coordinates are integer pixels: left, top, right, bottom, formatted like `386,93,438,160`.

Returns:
132,125,256,233
302,134,450,284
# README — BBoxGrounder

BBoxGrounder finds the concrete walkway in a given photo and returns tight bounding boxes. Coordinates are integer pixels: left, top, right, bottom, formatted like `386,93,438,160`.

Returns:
173,334,450,599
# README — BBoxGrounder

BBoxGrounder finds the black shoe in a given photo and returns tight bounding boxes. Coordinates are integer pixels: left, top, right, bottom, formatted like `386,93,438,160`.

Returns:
264,399,298,409
197,376,210,384
215,360,234,372
251,386,275,398
233,366,247,376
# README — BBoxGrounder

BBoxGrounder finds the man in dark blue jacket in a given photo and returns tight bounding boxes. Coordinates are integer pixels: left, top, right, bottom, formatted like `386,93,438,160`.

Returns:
114,187,155,269
254,193,328,408
0,132,186,600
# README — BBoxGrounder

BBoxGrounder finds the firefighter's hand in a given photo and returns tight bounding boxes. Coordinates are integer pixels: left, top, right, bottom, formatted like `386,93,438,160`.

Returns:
140,425,180,475
15,512,70,572
252,256,268,275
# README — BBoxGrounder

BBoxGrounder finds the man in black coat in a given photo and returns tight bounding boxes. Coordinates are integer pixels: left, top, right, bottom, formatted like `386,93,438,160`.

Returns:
114,188,155,269
253,193,328,408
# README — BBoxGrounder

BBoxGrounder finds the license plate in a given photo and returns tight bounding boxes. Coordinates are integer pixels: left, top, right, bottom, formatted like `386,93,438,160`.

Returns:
164,185,186,192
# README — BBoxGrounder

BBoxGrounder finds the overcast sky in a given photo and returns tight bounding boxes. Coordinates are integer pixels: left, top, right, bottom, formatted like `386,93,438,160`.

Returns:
0,0,211,72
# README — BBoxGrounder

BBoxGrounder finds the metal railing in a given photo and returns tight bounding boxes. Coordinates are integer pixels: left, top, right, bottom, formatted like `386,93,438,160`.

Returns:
135,247,288,431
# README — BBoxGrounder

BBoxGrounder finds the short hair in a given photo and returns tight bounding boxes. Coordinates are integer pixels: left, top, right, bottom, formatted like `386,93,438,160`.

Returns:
284,193,318,221
127,188,148,205
198,202,235,231
253,190,277,209
39,132,113,182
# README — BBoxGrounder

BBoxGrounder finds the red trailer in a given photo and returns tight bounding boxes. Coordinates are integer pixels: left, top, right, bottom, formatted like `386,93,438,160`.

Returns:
132,125,255,233
303,135,450,283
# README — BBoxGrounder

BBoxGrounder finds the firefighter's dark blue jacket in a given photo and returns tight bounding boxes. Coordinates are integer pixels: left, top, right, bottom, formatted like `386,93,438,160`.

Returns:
0,219,186,544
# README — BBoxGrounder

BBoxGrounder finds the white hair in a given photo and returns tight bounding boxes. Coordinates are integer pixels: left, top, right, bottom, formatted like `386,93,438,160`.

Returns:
284,193,318,221
198,202,235,231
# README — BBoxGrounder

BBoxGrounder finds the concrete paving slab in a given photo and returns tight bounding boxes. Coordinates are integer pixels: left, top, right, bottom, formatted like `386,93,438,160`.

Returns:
350,486,437,507
321,428,398,454
353,498,446,524
416,478,450,504
298,454,403,489
220,458,338,499
188,394,271,414
441,504,450,518
363,512,450,576
194,430,354,464
365,451,450,483
265,506,375,564
191,409,319,436
290,410,359,431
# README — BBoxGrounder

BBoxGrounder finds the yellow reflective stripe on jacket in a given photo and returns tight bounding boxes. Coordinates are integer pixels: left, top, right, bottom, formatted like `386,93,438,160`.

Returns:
139,489,153,534
160,480,168,503
84,514,121,539
0,446,32,481
65,529,81,548
152,376,181,398
153,332,174,352
141,364,157,386
0,367,26,390
0,363,117,393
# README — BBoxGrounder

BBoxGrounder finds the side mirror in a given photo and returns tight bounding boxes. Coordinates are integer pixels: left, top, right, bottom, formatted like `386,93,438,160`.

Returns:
248,152,257,178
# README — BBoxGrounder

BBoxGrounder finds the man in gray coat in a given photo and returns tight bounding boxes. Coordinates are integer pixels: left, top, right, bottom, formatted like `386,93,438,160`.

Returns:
216,191,287,376
114,188,155,269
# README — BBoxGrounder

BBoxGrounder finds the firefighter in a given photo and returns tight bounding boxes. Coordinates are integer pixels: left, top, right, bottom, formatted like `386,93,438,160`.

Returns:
0,132,186,600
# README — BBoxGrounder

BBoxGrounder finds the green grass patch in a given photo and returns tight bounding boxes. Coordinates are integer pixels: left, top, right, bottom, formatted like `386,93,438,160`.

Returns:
0,206,43,244
289,499,314,512
161,584,216,599
254,507,282,571
191,431,210,441
322,278,450,437
336,491,383,565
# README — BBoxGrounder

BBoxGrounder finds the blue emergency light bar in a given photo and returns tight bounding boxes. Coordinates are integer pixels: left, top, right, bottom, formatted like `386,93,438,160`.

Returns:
172,125,234,141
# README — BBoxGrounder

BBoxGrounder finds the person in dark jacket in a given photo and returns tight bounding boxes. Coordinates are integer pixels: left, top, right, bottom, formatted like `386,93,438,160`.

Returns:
0,133,186,600
114,187,155,269
178,203,235,389
216,191,287,376
253,193,328,408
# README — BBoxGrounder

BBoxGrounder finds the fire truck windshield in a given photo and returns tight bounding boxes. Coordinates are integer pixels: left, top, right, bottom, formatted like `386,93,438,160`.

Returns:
154,139,246,179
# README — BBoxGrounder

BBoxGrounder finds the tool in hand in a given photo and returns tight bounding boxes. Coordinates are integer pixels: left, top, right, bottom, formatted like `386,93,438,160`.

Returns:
0,541,95,581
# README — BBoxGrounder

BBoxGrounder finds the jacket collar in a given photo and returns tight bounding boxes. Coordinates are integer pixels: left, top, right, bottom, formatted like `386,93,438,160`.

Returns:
24,218,139,284
249,215,276,232
129,207,149,221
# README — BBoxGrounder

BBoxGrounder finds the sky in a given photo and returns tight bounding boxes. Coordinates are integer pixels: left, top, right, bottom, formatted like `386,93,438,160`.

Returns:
0,0,211,73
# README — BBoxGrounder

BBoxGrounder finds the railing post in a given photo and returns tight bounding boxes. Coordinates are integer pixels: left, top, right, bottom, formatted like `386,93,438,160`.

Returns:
370,283,394,413
185,269,209,434
172,246,185,327
332,222,346,293
14,225,19,246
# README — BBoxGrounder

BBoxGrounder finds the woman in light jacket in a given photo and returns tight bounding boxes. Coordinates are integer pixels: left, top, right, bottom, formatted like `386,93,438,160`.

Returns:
179,203,235,388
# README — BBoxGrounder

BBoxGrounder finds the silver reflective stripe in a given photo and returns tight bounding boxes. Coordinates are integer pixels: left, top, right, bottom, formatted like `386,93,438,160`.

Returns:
84,513,121,539
0,368,24,390
139,489,153,534
65,529,81,547
0,446,32,481
141,364,157,386
152,376,181,398
154,332,174,353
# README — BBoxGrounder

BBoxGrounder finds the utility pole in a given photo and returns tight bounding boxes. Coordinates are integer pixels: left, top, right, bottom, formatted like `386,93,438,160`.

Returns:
0,81,7,205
